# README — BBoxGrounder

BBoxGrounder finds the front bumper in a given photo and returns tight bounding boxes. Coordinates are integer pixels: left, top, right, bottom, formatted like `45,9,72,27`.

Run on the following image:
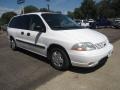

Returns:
68,43,113,67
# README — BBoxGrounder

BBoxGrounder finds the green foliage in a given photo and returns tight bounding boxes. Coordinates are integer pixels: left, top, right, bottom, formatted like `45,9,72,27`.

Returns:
39,8,49,12
80,0,97,19
1,12,16,25
24,5,39,14
97,0,114,18
74,8,82,19
111,0,120,17
67,11,74,19
67,0,120,19
68,0,97,19
0,18,1,24
24,5,50,13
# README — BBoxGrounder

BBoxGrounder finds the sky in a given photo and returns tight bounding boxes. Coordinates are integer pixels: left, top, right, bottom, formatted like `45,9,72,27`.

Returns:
0,0,83,16
0,0,99,16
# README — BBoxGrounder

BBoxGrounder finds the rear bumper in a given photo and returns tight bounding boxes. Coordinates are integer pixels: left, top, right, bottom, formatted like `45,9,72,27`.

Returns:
68,43,113,67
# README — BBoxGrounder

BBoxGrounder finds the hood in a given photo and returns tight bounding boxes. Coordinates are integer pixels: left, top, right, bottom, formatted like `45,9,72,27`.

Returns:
55,29,108,44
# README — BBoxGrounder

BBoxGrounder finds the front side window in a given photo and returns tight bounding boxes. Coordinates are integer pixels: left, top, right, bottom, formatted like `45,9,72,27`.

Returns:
29,15,45,31
42,14,81,30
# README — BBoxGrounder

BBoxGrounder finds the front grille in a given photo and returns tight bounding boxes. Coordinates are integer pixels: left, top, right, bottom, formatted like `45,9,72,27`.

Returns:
95,41,107,49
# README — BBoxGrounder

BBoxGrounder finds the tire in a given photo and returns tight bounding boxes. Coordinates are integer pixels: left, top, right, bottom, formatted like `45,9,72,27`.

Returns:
49,47,70,70
10,39,17,50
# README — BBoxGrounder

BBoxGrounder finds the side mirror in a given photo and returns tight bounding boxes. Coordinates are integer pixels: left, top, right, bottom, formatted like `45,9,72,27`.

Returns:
34,25,46,32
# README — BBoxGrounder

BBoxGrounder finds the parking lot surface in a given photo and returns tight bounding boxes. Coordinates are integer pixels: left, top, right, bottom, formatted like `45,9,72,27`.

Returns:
0,28,120,90
0,33,62,90
36,39,120,90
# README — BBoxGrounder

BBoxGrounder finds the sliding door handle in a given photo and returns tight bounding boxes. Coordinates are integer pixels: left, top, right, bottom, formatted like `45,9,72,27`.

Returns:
21,32,24,35
27,33,30,36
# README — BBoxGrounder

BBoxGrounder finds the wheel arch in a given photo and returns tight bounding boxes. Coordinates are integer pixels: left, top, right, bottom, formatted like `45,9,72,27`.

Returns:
47,44,71,63
9,36,15,41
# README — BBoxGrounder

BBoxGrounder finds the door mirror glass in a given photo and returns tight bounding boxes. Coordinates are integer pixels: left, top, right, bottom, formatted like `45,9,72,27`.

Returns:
34,25,41,30
34,25,46,32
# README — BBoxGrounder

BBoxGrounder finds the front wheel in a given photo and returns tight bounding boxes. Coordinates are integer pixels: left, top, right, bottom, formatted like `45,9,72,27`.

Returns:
49,48,70,70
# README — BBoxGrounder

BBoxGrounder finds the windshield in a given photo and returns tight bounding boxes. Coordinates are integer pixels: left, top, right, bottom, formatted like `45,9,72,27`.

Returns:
42,14,81,30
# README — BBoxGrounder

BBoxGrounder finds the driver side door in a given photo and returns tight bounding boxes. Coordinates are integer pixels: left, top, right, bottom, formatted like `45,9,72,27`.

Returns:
24,14,46,55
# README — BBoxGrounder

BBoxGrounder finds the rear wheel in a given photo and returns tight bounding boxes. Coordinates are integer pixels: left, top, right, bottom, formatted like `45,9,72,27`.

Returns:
10,39,17,50
49,47,70,70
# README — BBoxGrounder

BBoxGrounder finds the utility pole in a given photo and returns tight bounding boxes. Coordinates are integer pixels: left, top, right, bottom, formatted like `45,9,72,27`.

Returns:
46,0,50,11
17,0,25,14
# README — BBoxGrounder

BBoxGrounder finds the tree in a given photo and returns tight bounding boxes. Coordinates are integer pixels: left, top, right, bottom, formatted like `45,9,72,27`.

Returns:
1,12,17,24
0,18,4,25
67,0,120,19
67,11,74,19
24,5,39,14
111,0,120,17
97,0,115,18
39,8,49,12
80,0,97,19
54,11,62,14
74,8,84,19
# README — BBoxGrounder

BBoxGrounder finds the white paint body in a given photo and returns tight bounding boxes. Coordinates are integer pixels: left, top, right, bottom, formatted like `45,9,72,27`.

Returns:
7,12,113,67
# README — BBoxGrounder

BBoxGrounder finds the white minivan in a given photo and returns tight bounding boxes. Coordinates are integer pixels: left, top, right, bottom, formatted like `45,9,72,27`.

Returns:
7,12,113,70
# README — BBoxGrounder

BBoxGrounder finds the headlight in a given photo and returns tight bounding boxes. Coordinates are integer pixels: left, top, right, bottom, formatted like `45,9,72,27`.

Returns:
71,42,96,51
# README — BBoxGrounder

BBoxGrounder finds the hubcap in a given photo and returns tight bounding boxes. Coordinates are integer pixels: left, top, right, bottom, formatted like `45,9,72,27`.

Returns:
52,51,64,67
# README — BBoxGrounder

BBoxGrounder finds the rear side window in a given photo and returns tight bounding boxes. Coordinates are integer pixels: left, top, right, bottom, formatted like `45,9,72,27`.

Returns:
9,15,30,30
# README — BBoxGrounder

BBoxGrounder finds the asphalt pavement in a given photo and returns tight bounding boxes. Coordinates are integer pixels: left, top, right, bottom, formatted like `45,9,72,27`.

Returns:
0,33,62,90
36,39,120,90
